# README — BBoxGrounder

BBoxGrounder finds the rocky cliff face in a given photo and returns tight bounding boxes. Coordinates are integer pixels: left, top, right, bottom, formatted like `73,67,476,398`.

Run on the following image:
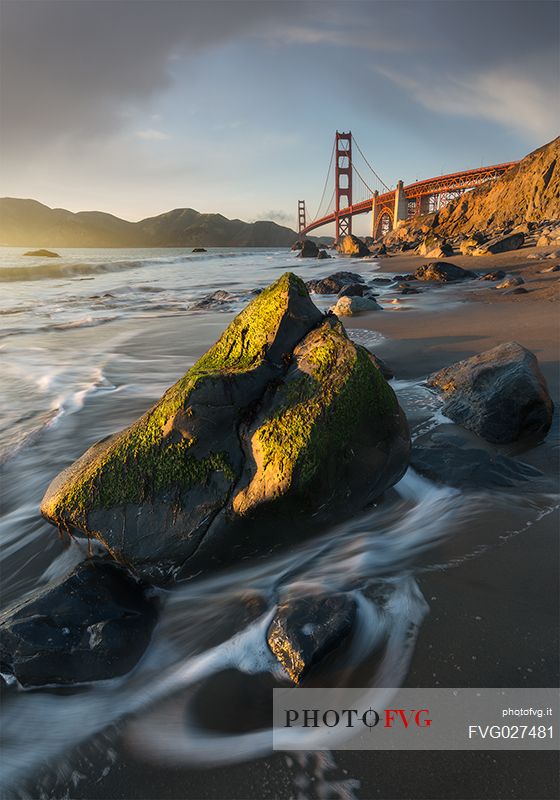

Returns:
437,137,559,236
385,137,559,246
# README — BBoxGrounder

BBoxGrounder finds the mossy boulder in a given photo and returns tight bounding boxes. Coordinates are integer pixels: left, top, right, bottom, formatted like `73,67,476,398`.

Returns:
41,272,409,584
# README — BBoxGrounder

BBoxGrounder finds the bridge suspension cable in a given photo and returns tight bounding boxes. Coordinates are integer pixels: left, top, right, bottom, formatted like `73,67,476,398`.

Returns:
352,135,391,192
307,139,336,223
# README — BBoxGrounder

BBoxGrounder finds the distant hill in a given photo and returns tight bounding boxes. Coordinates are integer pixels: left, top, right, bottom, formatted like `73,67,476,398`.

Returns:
0,198,331,248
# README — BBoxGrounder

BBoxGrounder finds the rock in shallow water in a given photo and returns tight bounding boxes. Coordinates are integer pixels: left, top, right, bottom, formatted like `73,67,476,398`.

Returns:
411,442,544,489
23,249,60,258
0,560,158,687
41,272,409,583
428,342,553,443
267,593,356,683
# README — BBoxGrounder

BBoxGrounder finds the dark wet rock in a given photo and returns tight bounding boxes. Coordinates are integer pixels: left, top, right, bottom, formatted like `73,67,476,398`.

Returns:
399,284,421,295
299,240,319,258
291,241,303,251
190,289,234,309
307,277,341,295
307,271,364,295
506,287,529,295
192,247,207,253
370,277,393,286
330,270,365,284
369,354,394,380
41,273,410,583
0,560,158,687
496,275,524,289
23,249,60,258
472,231,525,255
370,243,387,255
428,342,554,443
411,442,544,489
337,283,364,298
336,234,370,257
317,249,331,259
415,262,475,282
479,270,506,281
267,593,356,683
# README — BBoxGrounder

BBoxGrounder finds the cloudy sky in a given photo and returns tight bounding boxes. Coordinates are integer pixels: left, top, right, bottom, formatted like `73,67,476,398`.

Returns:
0,0,557,233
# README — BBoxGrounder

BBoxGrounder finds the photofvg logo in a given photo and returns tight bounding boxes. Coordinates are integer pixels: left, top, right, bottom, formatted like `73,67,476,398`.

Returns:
272,688,560,751
284,707,432,730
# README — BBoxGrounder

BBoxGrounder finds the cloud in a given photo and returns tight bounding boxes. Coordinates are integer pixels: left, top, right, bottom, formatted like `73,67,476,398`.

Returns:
255,209,292,225
0,0,301,154
135,129,171,141
377,62,558,139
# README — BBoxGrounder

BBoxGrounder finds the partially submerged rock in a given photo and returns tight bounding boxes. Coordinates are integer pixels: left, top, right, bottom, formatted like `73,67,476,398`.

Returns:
496,275,524,289
337,282,364,298
41,273,409,583
336,234,370,257
267,593,356,683
428,342,553,443
190,289,234,310
23,249,60,258
369,353,394,380
317,249,331,260
479,270,506,281
472,232,525,256
307,271,364,295
0,560,158,687
329,295,382,315
299,240,319,258
411,441,544,489
415,261,475,282
192,247,207,253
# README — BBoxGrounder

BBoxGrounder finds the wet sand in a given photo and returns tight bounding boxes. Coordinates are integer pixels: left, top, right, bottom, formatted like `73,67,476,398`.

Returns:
341,243,560,798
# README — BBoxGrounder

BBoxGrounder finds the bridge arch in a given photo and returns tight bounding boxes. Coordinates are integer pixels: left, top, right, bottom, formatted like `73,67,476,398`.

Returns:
375,209,393,239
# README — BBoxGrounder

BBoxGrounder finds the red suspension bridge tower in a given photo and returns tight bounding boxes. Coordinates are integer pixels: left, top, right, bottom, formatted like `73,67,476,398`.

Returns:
297,199,306,236
335,131,352,239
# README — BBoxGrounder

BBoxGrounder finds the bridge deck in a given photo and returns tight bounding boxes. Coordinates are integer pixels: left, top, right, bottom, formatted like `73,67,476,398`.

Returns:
302,161,517,235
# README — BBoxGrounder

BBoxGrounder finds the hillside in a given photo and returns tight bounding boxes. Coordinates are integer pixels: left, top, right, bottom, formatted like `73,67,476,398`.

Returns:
0,199,323,248
384,137,559,245
437,136,560,235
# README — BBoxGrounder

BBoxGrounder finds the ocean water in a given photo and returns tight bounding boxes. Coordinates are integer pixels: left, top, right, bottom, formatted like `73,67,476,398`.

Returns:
0,247,557,799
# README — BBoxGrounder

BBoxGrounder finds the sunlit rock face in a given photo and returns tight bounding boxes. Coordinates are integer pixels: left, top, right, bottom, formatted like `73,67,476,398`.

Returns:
336,234,370,257
41,272,409,584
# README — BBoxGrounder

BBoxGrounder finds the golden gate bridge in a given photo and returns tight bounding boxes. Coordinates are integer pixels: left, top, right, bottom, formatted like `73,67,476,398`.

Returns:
298,131,518,240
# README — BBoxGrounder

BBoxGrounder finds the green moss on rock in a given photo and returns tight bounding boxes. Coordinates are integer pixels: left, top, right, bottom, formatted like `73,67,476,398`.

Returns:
42,272,310,528
234,319,398,512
